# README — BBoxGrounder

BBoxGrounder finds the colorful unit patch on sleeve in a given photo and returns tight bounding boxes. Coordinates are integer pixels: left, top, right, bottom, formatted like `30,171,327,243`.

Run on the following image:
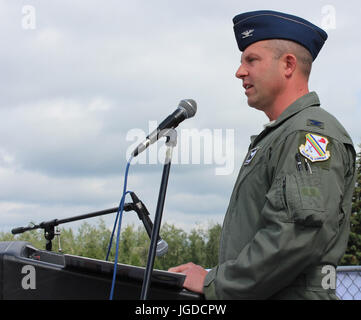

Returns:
299,133,331,162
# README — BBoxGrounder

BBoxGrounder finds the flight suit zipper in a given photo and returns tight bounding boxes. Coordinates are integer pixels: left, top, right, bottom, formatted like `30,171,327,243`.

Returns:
282,177,289,213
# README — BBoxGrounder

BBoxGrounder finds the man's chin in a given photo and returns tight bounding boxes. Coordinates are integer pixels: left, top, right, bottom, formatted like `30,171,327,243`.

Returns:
247,99,267,113
247,97,260,109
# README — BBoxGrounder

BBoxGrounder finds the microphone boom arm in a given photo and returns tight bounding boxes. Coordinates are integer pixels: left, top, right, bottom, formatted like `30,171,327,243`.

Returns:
11,205,135,250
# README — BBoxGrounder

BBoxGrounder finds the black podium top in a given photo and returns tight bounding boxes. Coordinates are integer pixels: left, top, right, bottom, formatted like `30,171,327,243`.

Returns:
0,241,203,300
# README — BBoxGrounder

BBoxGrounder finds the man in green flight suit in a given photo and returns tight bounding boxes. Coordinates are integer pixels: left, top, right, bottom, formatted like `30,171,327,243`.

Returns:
169,10,356,299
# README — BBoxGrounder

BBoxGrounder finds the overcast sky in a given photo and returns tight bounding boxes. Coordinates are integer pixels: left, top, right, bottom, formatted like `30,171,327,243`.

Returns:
1,1,360,243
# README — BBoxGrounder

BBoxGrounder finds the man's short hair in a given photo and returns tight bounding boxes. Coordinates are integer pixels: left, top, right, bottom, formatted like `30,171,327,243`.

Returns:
264,39,313,80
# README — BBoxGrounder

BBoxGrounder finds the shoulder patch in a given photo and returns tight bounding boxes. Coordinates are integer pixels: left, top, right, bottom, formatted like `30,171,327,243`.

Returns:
299,133,331,162
244,147,260,166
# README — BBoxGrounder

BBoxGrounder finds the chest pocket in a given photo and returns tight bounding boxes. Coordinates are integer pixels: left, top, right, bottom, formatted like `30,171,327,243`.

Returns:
282,166,325,227
232,146,265,200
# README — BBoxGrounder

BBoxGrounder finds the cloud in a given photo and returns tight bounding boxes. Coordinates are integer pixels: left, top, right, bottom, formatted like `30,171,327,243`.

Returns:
1,0,360,238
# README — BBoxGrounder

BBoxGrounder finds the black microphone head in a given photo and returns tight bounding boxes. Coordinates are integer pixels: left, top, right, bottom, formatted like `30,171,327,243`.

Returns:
178,99,197,119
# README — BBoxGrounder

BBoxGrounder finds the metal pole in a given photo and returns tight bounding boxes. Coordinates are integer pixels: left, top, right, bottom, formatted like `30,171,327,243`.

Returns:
11,205,134,235
140,130,177,300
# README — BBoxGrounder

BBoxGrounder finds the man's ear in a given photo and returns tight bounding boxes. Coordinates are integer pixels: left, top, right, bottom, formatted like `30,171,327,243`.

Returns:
283,53,297,78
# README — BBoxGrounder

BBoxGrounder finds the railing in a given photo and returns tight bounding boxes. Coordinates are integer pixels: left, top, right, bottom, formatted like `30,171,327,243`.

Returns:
337,266,361,300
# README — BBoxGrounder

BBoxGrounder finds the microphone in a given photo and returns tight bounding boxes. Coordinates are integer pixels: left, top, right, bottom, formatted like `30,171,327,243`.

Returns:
131,99,197,157
130,192,168,257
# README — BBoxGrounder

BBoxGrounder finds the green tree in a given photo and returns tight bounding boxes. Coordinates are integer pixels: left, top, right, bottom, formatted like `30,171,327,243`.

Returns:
56,227,77,255
187,227,206,266
0,219,222,270
205,223,221,268
74,219,112,260
116,225,148,266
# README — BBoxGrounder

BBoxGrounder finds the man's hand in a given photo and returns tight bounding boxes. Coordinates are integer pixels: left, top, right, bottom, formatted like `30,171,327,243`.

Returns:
168,262,208,294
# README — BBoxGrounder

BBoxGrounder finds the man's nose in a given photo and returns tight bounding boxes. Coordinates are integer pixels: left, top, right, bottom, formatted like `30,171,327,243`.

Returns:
235,64,248,79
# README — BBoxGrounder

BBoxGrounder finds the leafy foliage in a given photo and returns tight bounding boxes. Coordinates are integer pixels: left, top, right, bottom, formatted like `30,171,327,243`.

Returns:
0,219,221,270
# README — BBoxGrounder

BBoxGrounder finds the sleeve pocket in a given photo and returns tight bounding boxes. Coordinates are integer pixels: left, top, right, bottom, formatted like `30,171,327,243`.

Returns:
283,168,325,227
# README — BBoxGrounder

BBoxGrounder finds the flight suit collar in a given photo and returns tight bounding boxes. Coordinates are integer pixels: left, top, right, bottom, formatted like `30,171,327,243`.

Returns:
249,92,320,148
268,91,320,129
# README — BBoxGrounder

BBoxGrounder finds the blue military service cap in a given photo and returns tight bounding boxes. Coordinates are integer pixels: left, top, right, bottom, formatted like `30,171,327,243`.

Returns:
233,10,328,60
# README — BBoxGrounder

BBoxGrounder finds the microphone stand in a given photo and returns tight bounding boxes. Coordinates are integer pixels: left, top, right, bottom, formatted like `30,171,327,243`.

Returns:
140,129,177,300
11,205,135,251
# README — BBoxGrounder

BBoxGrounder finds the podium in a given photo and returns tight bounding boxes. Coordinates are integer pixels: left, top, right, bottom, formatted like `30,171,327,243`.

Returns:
0,241,203,300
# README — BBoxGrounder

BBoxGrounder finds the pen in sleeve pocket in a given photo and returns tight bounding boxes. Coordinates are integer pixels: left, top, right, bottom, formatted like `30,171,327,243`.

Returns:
295,153,303,172
304,158,313,174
